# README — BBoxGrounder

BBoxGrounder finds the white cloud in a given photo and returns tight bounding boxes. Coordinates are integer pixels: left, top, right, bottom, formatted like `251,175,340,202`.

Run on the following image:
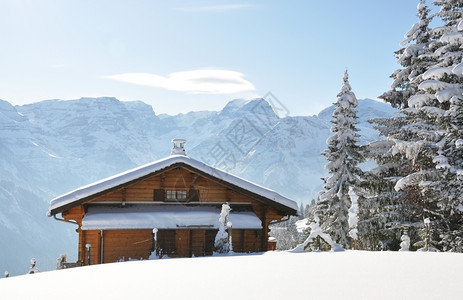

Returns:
105,69,256,94
175,4,252,13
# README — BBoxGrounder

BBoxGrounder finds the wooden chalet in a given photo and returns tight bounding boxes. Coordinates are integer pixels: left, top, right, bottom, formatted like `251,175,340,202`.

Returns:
48,139,298,265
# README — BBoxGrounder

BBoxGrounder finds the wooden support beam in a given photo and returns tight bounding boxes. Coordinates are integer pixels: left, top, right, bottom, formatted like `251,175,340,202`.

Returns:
189,230,193,257
262,207,269,251
100,229,104,264
190,174,199,188
121,188,126,207
161,173,166,189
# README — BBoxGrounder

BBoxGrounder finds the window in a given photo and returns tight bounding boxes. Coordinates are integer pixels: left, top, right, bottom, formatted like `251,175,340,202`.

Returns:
177,190,187,200
166,190,187,201
157,230,176,256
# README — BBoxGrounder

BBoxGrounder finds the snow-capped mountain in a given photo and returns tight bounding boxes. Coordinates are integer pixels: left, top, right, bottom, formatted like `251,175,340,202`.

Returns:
0,97,396,275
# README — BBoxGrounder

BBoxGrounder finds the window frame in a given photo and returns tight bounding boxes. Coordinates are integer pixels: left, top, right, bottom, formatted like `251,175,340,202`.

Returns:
166,190,188,201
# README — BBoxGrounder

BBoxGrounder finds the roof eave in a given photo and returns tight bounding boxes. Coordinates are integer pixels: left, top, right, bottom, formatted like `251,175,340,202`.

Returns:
49,161,298,217
48,163,182,216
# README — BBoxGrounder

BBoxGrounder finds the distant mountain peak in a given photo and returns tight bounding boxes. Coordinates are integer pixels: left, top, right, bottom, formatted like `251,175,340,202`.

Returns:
78,96,119,102
317,98,397,122
220,98,277,119
220,98,248,115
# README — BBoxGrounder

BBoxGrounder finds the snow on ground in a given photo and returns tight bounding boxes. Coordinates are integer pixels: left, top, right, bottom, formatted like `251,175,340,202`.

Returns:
1,251,462,299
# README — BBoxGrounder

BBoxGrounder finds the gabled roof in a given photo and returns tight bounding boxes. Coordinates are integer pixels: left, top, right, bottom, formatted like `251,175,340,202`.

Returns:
48,155,298,216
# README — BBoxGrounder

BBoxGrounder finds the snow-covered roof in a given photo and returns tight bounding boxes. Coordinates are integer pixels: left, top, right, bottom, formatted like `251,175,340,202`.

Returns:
48,155,298,216
81,205,262,230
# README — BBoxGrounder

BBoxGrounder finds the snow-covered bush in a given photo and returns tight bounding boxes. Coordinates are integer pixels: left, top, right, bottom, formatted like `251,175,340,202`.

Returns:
214,203,232,253
292,216,344,252
56,254,67,270
28,258,39,274
399,232,410,252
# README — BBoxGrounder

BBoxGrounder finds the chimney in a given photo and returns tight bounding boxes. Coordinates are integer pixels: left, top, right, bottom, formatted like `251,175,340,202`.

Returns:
171,139,187,156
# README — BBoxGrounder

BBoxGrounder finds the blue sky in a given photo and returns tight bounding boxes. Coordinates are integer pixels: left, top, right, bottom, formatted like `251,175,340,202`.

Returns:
0,0,437,116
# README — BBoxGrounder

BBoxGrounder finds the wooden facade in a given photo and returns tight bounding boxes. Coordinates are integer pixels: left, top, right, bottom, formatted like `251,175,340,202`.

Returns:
50,146,297,266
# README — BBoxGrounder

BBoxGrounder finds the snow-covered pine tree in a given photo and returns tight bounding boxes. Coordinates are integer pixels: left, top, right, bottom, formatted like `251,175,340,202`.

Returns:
374,0,463,252
316,71,363,249
411,0,463,251
358,136,421,251
379,0,433,109
269,204,306,250
269,216,300,250
414,217,440,251
358,0,437,251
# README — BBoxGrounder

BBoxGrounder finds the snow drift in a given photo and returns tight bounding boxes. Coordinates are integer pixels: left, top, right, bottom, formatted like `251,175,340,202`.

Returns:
0,251,461,300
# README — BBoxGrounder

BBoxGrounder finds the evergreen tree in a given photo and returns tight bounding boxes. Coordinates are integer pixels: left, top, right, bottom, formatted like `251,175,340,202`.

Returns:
415,0,463,251
316,71,363,249
358,137,422,251
379,0,433,109
413,218,440,251
370,0,463,252
358,0,437,251
269,216,300,250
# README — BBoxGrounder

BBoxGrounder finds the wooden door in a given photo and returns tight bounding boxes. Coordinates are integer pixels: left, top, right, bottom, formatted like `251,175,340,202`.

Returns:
191,230,206,257
176,230,190,257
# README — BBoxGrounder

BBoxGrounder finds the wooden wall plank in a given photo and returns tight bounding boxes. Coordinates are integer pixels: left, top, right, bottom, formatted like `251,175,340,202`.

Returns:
102,230,152,263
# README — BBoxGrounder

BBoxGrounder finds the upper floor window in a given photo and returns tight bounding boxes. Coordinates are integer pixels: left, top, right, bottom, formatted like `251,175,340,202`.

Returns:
154,189,199,202
166,190,187,201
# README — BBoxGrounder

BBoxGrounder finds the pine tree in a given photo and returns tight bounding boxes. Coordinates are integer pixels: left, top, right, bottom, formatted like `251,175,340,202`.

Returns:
379,0,433,109
358,137,422,251
370,0,463,252
269,216,300,250
415,0,463,251
316,71,363,249
414,217,440,251
358,0,437,251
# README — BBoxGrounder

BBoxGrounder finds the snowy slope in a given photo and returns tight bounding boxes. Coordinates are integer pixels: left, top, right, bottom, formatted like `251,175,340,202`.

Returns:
0,251,461,300
0,97,396,276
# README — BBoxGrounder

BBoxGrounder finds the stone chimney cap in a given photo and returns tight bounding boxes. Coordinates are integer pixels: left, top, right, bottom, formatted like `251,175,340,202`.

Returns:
171,139,187,156
172,138,186,144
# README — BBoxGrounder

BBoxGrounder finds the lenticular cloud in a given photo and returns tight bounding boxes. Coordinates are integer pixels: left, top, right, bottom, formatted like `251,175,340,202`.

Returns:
106,69,256,94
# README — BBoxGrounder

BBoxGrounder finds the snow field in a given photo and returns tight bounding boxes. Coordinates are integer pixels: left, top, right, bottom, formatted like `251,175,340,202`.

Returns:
1,251,462,300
